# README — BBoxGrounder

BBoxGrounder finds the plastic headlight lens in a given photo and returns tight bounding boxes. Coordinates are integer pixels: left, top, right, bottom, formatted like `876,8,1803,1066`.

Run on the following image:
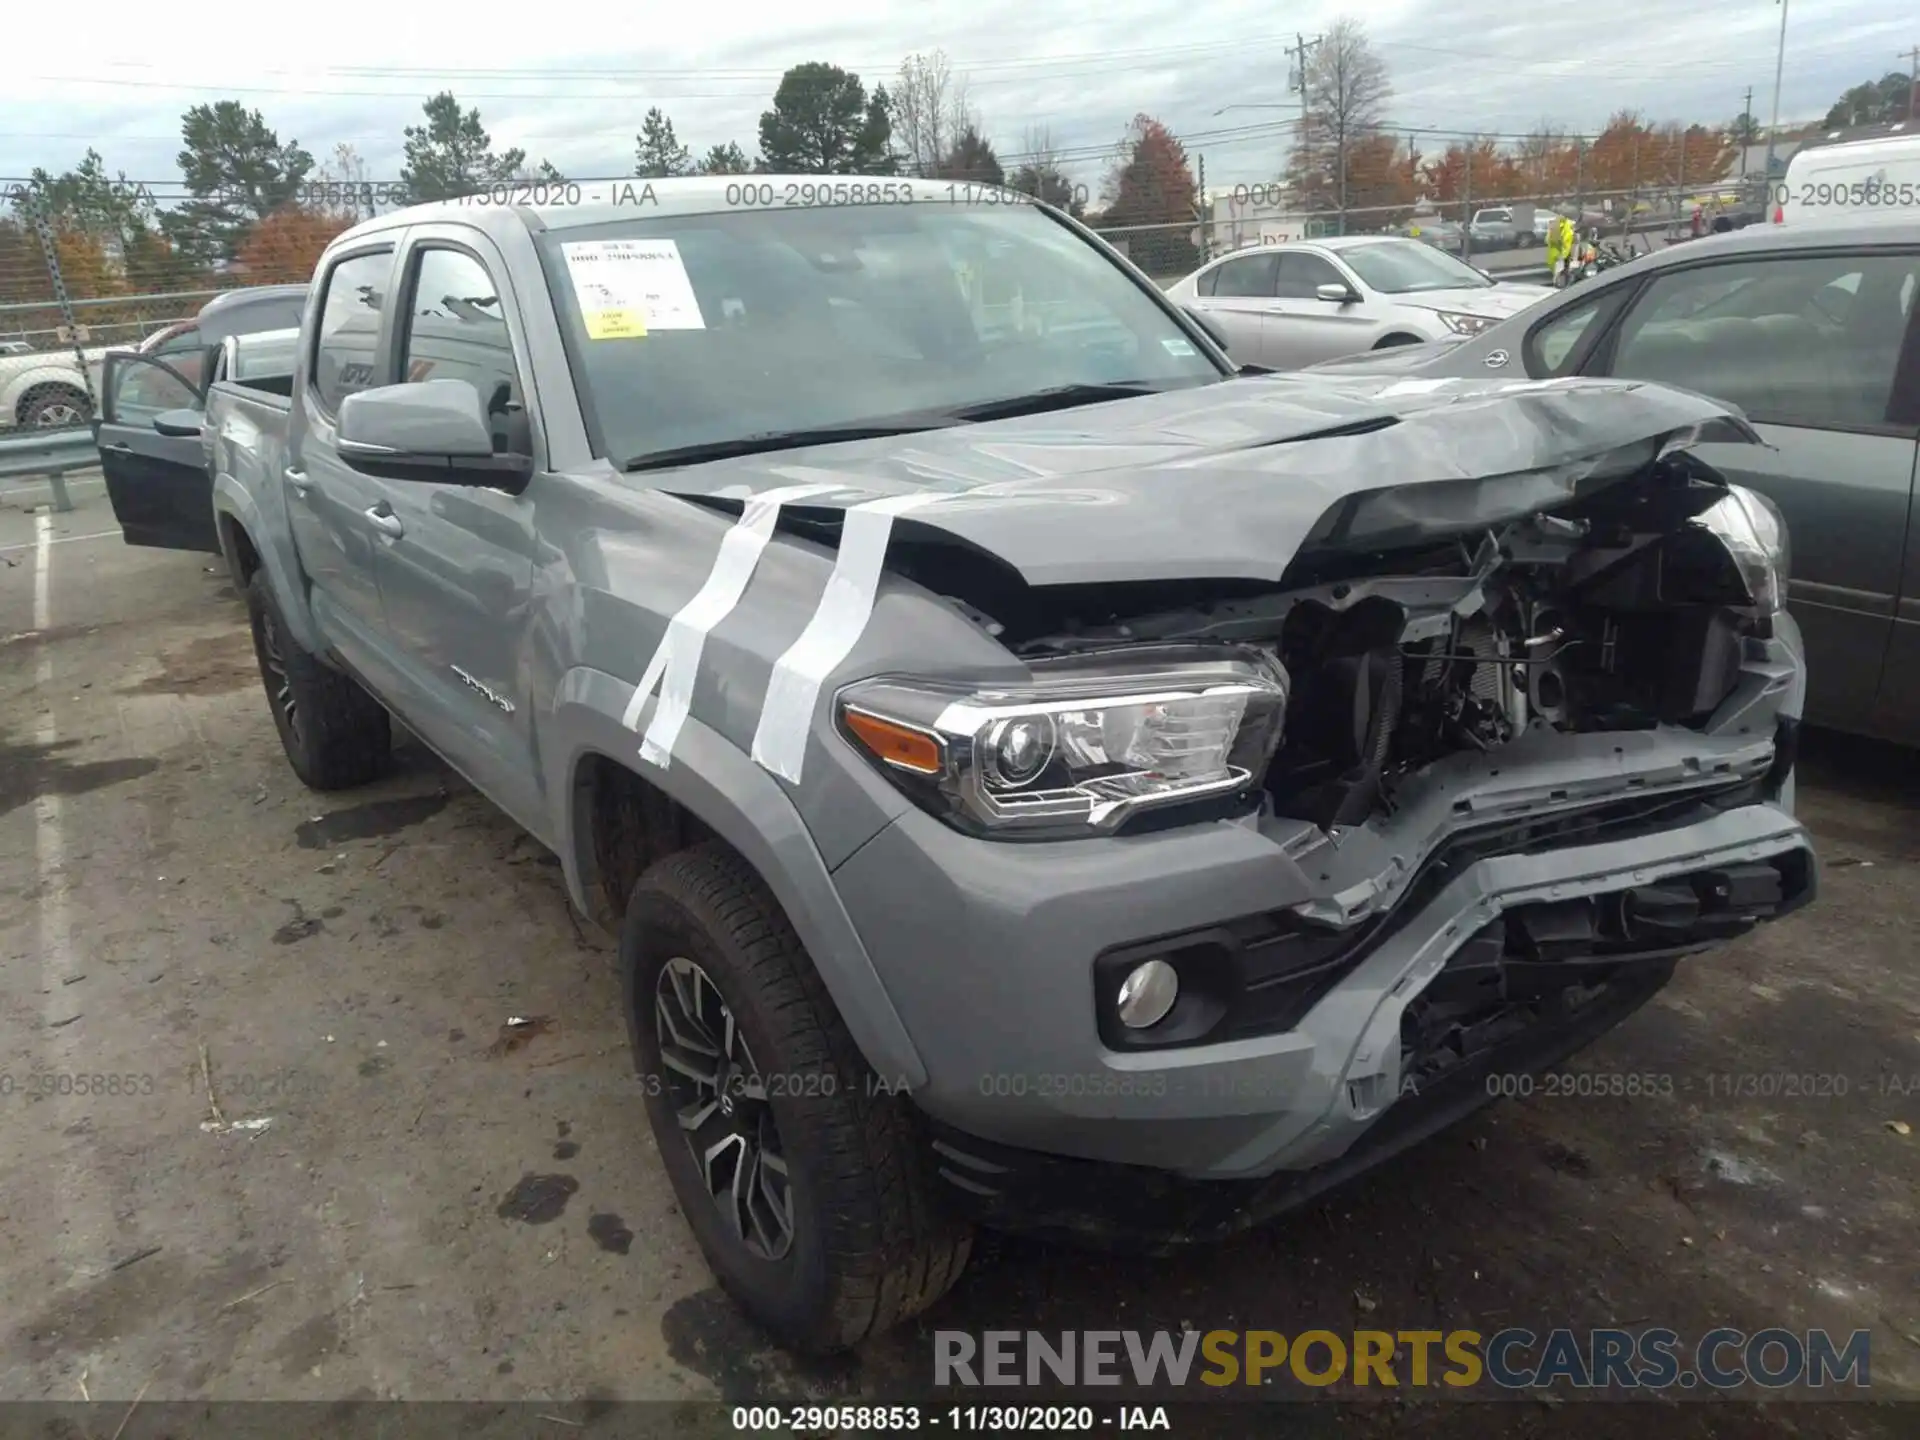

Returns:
837,646,1290,837
1437,311,1496,336
1694,484,1789,613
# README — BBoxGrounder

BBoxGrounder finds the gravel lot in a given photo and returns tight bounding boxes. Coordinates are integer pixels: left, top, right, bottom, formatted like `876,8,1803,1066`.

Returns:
2,478,1916,1435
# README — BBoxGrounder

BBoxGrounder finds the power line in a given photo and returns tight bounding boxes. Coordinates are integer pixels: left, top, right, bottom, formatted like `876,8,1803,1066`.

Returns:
7,27,1901,104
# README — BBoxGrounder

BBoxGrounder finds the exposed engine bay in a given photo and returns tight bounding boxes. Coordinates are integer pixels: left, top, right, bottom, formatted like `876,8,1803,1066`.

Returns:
903,452,1774,833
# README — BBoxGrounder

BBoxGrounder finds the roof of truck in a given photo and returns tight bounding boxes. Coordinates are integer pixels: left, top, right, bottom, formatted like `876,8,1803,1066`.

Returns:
331,175,1042,247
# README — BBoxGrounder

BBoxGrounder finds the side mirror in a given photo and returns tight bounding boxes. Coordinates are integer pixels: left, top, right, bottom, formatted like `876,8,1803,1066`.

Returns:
1315,283,1358,304
336,380,531,491
1181,306,1231,352
153,408,204,439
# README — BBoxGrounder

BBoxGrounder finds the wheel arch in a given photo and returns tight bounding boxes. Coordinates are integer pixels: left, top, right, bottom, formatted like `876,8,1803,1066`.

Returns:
548,666,930,1088
211,470,326,653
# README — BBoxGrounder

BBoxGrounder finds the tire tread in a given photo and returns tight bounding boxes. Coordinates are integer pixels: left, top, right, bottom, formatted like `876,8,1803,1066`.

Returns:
636,841,971,1351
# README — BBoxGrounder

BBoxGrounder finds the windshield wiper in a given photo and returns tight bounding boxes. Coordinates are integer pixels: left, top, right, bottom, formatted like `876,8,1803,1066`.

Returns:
938,380,1175,423
623,422,950,472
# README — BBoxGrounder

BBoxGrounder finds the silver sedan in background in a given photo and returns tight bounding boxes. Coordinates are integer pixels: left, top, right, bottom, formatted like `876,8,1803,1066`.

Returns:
1165,236,1555,369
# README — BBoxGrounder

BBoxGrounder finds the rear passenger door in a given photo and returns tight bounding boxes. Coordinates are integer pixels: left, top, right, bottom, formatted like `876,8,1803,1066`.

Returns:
1188,253,1278,363
360,233,544,833
288,245,398,670
1588,247,1920,734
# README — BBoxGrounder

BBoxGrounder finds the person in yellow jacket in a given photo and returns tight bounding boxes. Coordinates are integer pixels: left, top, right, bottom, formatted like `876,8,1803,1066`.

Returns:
1545,214,1576,286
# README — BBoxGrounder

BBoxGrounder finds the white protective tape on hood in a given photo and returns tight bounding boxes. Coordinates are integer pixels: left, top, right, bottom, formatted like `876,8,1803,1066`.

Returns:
751,492,944,784
622,482,843,767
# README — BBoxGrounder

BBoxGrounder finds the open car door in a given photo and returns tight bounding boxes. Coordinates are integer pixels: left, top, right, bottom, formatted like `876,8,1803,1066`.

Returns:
96,350,218,553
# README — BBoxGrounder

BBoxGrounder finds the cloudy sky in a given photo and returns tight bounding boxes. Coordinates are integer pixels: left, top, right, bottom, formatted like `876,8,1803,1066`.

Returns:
1,0,1910,195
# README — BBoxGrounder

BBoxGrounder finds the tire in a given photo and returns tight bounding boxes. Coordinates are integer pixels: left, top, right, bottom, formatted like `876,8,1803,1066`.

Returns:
624,841,973,1353
19,386,92,428
244,569,391,790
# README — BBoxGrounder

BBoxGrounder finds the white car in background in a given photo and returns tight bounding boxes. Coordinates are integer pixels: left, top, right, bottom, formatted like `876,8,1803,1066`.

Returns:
1165,235,1556,370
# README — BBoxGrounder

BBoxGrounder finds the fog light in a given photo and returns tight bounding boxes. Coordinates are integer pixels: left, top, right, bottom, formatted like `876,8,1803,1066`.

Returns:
1116,958,1179,1029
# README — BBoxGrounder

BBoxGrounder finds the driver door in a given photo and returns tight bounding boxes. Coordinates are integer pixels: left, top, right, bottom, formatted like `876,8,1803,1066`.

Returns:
1261,252,1378,367
96,341,218,553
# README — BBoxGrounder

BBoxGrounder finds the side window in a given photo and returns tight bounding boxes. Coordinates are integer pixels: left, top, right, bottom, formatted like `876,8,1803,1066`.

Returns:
107,356,200,424
1524,289,1628,376
148,325,208,394
401,247,530,456
1275,253,1344,299
312,249,393,417
1609,253,1916,429
1210,254,1278,297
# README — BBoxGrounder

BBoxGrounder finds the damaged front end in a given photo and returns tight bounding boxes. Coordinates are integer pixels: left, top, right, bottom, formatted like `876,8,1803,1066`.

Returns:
844,421,1798,850
833,402,1811,1109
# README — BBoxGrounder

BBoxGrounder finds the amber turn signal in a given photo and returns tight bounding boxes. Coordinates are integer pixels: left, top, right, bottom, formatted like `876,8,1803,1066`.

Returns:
843,707,945,775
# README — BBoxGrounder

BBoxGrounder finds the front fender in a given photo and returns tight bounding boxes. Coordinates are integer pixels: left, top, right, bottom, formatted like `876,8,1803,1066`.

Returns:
545,665,929,1088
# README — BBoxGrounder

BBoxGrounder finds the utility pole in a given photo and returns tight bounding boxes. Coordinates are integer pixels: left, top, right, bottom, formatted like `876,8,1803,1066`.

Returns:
1905,46,1919,122
1764,0,1790,182
1195,152,1208,261
1287,32,1322,226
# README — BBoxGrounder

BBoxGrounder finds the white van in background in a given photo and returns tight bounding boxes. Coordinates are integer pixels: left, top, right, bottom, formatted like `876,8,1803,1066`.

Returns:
1775,126,1920,225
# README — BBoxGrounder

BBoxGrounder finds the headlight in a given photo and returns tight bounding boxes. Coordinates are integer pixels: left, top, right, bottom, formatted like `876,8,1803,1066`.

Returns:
1693,484,1789,613
836,646,1289,838
1436,311,1496,335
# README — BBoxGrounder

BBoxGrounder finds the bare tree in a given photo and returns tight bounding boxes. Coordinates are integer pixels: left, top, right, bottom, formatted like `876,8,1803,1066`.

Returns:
1286,18,1392,225
1007,126,1086,215
893,50,975,177
313,142,371,220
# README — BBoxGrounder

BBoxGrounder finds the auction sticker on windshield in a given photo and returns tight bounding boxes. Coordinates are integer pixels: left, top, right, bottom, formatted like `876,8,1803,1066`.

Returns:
561,238,707,338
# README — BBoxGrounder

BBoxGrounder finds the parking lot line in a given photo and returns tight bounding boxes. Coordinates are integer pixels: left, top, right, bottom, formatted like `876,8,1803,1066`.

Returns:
30,513,114,1296
0,528,121,555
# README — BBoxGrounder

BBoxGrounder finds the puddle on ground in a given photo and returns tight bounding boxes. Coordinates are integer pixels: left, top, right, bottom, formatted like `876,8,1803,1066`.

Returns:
587,1213,633,1255
496,1173,578,1225
0,738,159,820
295,793,447,849
118,631,258,696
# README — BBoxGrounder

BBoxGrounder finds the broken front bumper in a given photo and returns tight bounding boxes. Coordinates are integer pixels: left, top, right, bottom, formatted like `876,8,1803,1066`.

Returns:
828,624,1813,1205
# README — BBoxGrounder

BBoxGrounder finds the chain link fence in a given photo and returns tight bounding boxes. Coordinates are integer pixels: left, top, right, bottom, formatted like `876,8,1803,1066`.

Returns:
2,149,1759,437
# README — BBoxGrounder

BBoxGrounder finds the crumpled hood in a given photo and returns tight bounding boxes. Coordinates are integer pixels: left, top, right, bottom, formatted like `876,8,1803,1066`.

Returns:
654,372,1761,587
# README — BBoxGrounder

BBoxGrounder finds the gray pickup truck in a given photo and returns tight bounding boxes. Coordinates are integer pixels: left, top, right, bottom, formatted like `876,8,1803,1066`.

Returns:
101,178,1815,1352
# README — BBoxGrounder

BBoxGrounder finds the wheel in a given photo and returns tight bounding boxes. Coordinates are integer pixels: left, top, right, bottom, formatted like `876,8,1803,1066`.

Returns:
624,841,973,1353
244,569,391,790
19,386,91,428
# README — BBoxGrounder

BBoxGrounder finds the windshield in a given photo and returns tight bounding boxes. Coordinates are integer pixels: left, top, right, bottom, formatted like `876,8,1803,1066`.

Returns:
536,203,1225,468
1343,240,1492,294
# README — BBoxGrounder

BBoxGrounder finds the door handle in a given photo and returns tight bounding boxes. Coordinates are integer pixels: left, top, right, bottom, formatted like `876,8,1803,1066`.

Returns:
284,467,312,494
107,442,132,452
365,504,405,538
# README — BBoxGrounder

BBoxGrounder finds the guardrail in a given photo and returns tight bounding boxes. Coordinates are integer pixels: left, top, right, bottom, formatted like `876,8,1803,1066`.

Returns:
0,427,98,511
